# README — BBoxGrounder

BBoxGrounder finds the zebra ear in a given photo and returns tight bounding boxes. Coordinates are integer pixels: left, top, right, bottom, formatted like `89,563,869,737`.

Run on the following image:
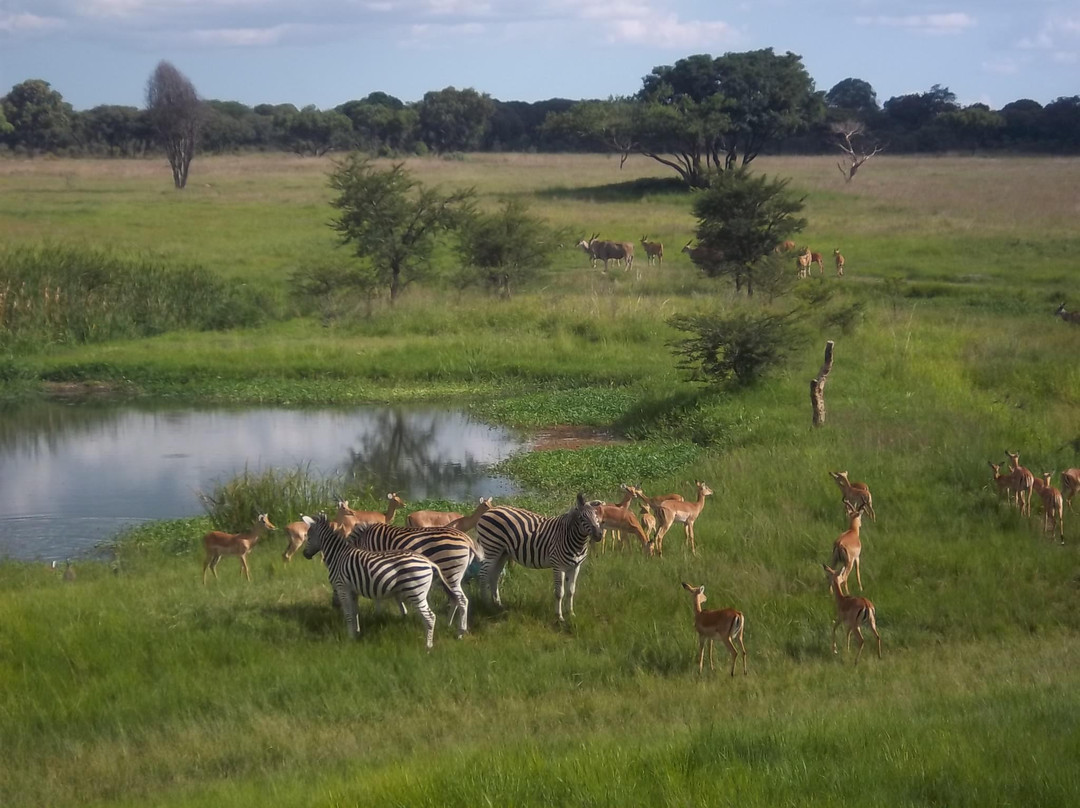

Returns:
576,492,587,510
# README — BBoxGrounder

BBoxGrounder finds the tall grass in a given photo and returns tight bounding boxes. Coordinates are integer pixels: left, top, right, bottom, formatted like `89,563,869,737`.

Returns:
0,245,276,350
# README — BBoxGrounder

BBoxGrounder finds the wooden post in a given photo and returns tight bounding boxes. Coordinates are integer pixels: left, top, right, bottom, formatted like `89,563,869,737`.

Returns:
810,340,834,427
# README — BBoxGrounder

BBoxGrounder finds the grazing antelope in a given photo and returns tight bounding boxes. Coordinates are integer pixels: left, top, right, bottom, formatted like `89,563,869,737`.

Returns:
336,493,406,533
407,497,492,530
1055,303,1080,325
823,564,881,665
833,248,845,277
830,502,865,595
282,517,310,563
1032,472,1065,543
1061,469,1080,510
202,513,275,584
595,485,652,554
1005,452,1035,517
653,481,713,557
681,582,747,677
640,235,664,265
829,471,876,521
795,248,813,279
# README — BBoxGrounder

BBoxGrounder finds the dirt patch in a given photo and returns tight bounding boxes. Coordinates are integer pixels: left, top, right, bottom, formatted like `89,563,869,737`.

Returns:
527,425,625,451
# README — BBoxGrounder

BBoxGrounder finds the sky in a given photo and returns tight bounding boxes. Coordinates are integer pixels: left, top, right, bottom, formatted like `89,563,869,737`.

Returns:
1,1,1078,112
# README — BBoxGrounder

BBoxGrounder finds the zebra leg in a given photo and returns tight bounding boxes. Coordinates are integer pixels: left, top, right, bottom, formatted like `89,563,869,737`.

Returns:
483,554,509,608
415,599,437,650
563,563,582,618
335,584,360,638
449,586,469,637
552,568,567,621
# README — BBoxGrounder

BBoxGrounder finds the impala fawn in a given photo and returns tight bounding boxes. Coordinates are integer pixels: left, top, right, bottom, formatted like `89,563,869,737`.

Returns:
829,502,865,595
1060,469,1080,510
202,513,276,583
823,564,881,665
654,481,713,556
681,582,747,676
833,248,845,277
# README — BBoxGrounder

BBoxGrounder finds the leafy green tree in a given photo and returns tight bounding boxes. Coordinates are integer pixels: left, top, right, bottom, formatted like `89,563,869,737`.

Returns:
76,105,151,156
416,87,494,153
688,168,807,297
281,106,353,156
145,61,201,188
2,79,74,151
940,105,1004,152
455,199,566,297
337,95,418,153
546,50,821,186
826,78,879,116
328,156,474,301
0,106,11,138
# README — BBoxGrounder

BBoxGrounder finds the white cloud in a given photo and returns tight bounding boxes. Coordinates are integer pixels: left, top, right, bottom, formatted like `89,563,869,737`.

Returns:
608,15,735,48
0,12,66,32
982,57,1019,75
190,24,295,47
856,12,976,36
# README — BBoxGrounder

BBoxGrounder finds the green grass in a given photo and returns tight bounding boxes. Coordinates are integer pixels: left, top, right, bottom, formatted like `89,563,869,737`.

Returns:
2,152,1080,806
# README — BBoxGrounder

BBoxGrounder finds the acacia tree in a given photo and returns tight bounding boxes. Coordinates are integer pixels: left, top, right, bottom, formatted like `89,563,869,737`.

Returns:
688,168,806,297
328,156,474,301
146,61,201,189
545,49,822,187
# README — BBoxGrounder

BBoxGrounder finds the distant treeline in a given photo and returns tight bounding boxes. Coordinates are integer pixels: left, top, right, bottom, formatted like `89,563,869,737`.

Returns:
2,77,1078,159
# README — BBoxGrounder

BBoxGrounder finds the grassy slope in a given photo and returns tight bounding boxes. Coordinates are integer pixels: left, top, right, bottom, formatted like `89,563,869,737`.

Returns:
2,153,1080,806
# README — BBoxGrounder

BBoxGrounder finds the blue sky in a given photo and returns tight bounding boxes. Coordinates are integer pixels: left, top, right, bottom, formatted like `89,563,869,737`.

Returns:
2,1,1077,111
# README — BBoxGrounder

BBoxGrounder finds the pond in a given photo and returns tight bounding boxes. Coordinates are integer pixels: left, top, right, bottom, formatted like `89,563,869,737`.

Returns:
0,401,524,562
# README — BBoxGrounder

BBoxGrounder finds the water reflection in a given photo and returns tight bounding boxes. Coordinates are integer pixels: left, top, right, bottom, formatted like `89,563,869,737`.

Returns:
0,401,523,562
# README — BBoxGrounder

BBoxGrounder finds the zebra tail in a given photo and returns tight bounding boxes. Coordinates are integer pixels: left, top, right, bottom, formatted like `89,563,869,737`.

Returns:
427,557,452,593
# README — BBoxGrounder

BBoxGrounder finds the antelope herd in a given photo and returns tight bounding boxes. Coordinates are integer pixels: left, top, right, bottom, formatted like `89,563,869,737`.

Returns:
193,438,1074,671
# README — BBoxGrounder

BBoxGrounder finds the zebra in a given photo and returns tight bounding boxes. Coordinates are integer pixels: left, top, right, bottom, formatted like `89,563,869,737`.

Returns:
345,521,484,637
301,515,448,649
475,493,603,622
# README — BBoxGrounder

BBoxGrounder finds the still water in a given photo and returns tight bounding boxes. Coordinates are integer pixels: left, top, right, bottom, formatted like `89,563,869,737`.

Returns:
0,402,524,562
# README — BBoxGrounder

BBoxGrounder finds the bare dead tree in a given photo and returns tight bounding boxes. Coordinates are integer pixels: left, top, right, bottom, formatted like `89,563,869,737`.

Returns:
833,122,884,183
810,340,835,427
146,61,201,189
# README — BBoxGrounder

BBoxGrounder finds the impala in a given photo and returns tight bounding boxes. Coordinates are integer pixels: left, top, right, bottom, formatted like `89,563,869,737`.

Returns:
336,493,406,533
653,481,713,557
829,471,876,521
407,497,492,530
988,462,1015,502
774,240,797,253
444,497,494,533
809,251,825,274
1005,451,1035,516
795,248,812,279
282,517,310,563
823,564,881,665
640,235,664,265
638,502,657,542
596,485,652,553
829,502,865,595
681,582,747,677
1061,469,1080,510
202,513,275,583
1032,472,1065,543
627,485,684,513
833,248,845,277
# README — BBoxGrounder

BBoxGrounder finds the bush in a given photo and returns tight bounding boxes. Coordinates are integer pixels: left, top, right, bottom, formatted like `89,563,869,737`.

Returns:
199,465,340,532
668,309,807,388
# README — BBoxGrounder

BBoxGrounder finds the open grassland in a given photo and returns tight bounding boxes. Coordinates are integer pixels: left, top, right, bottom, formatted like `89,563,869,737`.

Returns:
2,153,1080,806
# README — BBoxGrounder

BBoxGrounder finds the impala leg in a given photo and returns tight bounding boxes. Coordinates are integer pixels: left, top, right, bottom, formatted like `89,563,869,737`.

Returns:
687,521,697,556
708,638,716,671
737,628,748,675
240,554,251,581
831,620,841,654
855,558,863,592
209,555,221,579
853,626,866,665
697,637,706,673
724,635,738,677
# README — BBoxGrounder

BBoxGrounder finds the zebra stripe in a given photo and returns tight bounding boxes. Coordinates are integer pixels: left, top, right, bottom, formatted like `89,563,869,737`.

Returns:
302,515,446,649
475,493,602,621
347,522,483,636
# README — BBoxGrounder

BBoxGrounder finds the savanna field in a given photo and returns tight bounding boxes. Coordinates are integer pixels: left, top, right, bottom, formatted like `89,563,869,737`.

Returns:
2,152,1080,807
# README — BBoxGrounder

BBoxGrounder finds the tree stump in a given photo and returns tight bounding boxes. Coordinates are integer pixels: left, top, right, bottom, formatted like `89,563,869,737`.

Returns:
810,340,834,427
